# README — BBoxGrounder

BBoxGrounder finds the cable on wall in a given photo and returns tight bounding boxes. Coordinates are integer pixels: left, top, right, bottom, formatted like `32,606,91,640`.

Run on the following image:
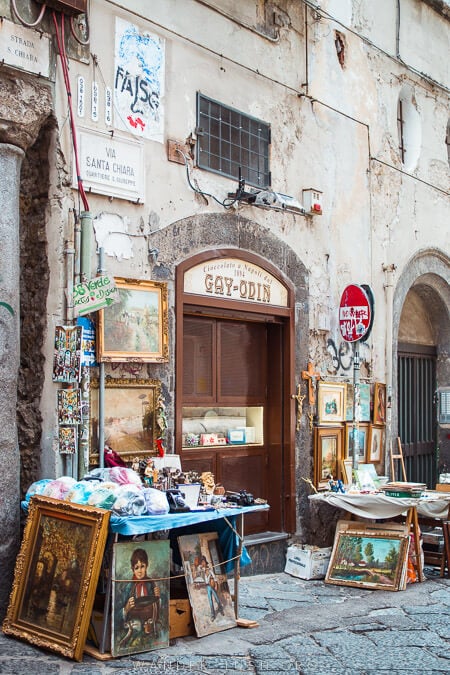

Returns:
11,0,46,27
52,10,90,212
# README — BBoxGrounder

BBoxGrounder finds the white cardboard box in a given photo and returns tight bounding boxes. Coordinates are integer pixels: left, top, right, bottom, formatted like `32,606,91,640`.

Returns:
284,544,332,580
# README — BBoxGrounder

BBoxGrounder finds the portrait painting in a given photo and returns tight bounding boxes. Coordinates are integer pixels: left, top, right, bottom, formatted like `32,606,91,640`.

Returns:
373,383,387,425
2,496,109,661
178,532,236,637
97,278,168,363
111,540,170,657
368,424,385,464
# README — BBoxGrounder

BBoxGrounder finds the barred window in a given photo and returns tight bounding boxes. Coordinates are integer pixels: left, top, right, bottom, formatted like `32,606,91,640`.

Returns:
196,93,271,188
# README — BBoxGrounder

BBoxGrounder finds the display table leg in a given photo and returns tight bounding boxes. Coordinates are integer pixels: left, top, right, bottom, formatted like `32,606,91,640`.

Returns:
233,513,243,618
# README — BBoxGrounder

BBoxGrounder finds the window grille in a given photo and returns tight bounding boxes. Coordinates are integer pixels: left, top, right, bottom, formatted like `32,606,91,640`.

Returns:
196,93,271,188
397,100,406,164
439,389,450,424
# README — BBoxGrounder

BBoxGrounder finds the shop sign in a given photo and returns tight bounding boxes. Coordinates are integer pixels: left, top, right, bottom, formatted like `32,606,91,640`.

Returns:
0,19,51,78
184,258,289,307
73,275,120,316
339,284,371,342
74,128,145,202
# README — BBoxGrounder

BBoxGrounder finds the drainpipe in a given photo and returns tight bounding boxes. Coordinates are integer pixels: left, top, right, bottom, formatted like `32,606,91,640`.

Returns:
80,210,93,281
383,264,397,477
64,220,76,480
77,211,93,478
98,247,106,469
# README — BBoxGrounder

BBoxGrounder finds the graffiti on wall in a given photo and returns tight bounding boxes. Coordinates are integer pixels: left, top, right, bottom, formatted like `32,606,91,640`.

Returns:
114,17,165,141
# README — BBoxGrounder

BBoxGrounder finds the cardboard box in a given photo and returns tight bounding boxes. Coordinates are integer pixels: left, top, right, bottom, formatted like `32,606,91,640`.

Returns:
436,483,450,492
284,544,332,580
169,599,195,639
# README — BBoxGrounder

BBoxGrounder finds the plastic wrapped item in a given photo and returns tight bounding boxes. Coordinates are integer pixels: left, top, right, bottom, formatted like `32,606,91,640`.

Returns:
65,480,97,505
112,484,146,517
107,466,142,487
88,484,119,510
23,479,53,504
143,487,170,515
43,477,77,500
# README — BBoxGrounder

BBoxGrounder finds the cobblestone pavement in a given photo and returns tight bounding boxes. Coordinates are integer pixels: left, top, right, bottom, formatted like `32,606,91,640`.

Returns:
1,567,449,674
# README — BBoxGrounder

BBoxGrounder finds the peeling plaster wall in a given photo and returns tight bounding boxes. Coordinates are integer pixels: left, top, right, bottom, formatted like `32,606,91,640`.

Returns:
0,0,447,561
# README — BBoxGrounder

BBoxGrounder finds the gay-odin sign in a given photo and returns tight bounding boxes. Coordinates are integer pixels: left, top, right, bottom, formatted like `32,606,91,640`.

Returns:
339,284,372,342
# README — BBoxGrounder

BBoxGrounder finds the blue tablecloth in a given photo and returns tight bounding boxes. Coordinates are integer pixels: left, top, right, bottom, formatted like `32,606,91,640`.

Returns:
110,504,269,573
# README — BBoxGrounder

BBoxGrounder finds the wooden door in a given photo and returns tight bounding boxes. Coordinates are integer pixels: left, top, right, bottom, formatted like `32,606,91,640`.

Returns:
180,314,284,534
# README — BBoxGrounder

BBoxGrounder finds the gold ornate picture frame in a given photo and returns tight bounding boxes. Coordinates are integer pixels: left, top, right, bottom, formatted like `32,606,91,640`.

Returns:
2,496,110,662
90,377,162,463
314,426,344,489
97,278,169,363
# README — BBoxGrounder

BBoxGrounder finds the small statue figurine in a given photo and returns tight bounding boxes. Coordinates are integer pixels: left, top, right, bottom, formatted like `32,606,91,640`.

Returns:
144,458,155,485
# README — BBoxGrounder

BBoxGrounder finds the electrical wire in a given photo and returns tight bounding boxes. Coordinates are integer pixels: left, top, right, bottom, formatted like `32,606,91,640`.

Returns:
11,0,46,27
52,10,90,212
176,149,245,209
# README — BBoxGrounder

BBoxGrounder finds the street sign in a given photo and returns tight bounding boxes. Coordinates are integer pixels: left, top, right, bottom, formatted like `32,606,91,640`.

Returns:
73,275,120,316
339,284,372,343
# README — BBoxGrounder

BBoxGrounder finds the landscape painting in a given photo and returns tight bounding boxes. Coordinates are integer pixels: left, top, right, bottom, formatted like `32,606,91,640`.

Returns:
325,530,408,591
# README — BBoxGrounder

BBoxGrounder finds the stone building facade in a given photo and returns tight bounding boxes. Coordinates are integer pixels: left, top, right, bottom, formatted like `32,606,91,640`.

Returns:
0,0,449,614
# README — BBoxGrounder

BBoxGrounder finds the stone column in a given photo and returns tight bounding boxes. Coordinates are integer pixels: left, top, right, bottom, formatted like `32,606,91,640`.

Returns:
0,144,24,618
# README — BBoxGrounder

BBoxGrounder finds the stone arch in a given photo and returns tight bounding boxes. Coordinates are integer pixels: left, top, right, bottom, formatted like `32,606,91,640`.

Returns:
147,212,312,533
392,248,450,466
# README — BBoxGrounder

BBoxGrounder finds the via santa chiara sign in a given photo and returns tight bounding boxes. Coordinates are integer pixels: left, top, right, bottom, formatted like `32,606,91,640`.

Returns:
73,275,120,317
339,284,372,342
184,258,289,307
74,128,145,202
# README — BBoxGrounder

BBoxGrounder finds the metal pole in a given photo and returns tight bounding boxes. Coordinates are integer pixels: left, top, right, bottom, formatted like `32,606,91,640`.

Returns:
98,247,106,469
352,343,361,473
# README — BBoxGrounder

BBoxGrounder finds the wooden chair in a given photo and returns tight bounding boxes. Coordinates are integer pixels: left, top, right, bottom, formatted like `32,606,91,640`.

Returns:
390,437,407,482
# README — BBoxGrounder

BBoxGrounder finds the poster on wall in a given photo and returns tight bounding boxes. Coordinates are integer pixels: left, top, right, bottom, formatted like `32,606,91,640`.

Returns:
59,426,78,454
52,326,83,383
57,389,82,426
114,17,165,142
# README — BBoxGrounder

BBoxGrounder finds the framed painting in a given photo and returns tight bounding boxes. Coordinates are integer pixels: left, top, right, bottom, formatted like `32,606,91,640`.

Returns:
345,422,369,463
368,424,385,464
373,382,386,425
90,377,162,463
2,496,110,662
325,526,409,591
97,278,169,363
178,532,237,637
111,540,170,657
345,383,370,422
314,426,344,489
340,458,353,485
317,382,347,424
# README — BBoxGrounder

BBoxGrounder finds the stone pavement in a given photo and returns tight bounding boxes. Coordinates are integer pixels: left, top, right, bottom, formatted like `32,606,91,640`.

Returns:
1,567,449,674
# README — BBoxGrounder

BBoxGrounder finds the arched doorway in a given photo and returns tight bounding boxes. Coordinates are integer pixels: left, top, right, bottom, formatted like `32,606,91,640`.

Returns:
395,257,450,487
175,249,295,536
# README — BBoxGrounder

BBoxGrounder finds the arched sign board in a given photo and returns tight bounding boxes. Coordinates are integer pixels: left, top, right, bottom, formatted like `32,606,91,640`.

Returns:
339,284,373,343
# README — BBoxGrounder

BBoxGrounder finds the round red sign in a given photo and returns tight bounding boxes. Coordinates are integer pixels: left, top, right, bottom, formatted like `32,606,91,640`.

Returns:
339,284,372,342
